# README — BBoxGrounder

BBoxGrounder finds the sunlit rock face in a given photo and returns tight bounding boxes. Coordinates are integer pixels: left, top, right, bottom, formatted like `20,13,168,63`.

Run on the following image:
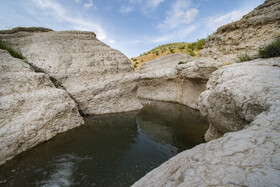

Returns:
0,49,84,165
133,57,280,187
0,30,143,115
200,0,280,62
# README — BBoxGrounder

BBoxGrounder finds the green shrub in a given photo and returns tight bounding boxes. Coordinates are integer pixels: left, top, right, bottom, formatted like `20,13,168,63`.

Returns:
179,46,185,50
0,41,23,59
170,49,175,53
194,38,205,50
155,51,159,56
238,53,252,62
186,48,195,56
258,39,280,58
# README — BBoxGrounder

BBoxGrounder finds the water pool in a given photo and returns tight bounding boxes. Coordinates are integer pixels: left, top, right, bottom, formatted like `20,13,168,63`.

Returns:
0,100,208,186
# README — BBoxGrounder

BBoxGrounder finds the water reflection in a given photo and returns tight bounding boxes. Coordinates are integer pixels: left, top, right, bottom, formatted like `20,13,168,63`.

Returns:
0,100,208,187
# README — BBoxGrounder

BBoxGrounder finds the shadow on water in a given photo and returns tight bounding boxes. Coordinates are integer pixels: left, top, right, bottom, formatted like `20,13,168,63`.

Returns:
0,100,208,187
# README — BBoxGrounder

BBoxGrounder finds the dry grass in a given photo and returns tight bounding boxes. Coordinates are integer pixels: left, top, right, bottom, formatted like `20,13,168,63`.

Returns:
0,27,53,34
131,39,205,70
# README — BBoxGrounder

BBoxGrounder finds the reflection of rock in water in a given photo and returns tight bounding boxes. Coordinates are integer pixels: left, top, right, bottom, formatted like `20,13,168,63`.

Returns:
136,120,173,145
0,101,209,187
138,99,209,148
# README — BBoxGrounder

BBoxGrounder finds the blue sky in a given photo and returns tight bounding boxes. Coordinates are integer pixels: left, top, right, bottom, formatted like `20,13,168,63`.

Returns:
0,0,264,58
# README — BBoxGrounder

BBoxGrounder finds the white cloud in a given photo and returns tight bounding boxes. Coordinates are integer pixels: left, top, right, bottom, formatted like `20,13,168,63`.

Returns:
108,39,116,44
159,0,199,29
127,0,164,16
33,0,105,39
147,0,165,9
120,6,133,13
84,0,97,9
208,10,246,31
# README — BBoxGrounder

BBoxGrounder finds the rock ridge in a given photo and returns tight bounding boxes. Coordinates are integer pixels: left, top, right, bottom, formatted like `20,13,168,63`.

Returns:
200,0,280,61
0,30,143,115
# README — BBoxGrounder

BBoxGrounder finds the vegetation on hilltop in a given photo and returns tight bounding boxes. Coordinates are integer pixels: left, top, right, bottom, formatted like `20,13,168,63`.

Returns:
0,27,53,34
131,38,205,69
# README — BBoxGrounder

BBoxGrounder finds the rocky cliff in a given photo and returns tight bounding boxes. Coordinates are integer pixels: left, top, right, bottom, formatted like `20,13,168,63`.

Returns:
0,31,142,115
133,58,280,187
133,0,280,185
200,0,280,61
137,53,222,109
0,49,84,165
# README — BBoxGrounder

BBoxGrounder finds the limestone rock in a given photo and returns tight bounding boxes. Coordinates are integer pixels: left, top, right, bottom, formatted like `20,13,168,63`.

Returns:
133,57,280,186
177,57,224,80
137,53,206,109
200,0,280,62
199,57,280,140
0,30,143,115
137,54,224,109
0,49,84,165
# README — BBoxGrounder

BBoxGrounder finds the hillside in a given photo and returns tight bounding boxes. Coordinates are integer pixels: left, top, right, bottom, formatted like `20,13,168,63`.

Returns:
131,39,205,69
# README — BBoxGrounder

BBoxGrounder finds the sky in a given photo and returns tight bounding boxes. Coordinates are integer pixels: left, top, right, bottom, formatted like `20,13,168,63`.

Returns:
0,0,265,58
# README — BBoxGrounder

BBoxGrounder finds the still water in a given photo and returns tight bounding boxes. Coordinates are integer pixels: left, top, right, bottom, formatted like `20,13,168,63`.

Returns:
0,100,208,187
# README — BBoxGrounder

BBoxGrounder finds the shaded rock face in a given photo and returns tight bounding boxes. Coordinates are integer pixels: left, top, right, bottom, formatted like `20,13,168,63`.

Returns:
137,53,220,109
133,58,280,187
0,31,142,115
200,0,280,61
0,49,84,165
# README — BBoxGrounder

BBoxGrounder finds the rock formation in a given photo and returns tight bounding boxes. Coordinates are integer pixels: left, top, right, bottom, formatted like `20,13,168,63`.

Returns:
199,58,280,141
0,49,84,165
133,58,280,187
137,53,222,109
0,30,142,115
200,0,280,61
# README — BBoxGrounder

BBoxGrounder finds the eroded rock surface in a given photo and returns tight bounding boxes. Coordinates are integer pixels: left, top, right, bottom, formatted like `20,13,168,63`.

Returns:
0,49,84,165
200,0,280,61
199,57,280,141
0,31,142,114
133,58,280,187
137,54,221,109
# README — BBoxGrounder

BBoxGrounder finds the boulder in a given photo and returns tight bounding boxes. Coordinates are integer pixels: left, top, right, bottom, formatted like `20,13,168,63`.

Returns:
133,57,280,186
0,30,143,115
0,49,84,165
199,57,280,141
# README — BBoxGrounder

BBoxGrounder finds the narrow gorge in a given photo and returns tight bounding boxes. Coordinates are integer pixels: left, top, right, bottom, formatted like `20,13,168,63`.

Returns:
0,0,280,186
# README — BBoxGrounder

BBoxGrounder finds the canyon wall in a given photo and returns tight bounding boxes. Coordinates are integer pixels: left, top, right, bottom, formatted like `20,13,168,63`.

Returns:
0,49,84,165
200,0,280,61
133,0,280,185
133,58,280,187
137,54,222,109
0,31,142,115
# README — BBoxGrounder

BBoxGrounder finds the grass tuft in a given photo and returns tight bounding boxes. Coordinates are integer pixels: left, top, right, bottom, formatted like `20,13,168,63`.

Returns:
0,41,23,59
258,39,280,58
237,53,252,62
